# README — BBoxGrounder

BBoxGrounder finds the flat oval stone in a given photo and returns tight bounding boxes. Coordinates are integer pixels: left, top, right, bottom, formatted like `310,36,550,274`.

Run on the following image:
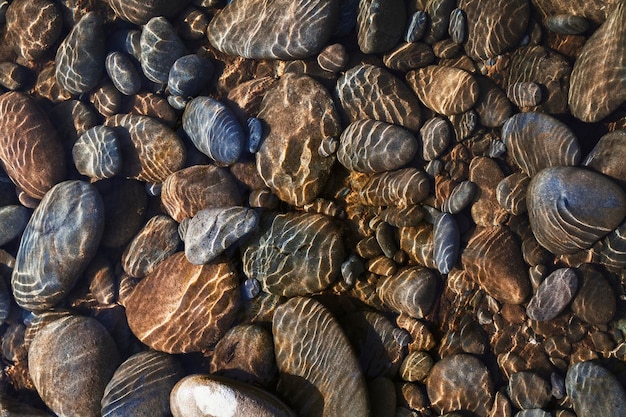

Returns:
568,0,626,122
125,252,239,353
208,0,337,60
210,324,276,387
566,361,626,417
358,168,430,207
336,64,422,131
161,165,243,222
184,207,258,265
497,173,530,215
427,353,494,417
527,166,626,255
104,113,186,183
107,0,191,25
0,92,66,200
507,81,543,107
243,212,344,296
12,181,103,311
405,10,428,42
357,0,406,53
433,212,460,274
55,12,105,94
72,126,122,180
595,220,626,269
508,371,552,409
507,46,571,115
257,73,341,206
0,205,29,246
337,119,418,173
273,297,369,417
458,0,529,60
5,0,63,61
121,214,180,278
182,97,245,166
317,43,348,72
102,351,185,417
502,112,581,177
105,52,141,96
168,54,213,98
420,117,452,160
442,180,477,214
171,374,297,417
545,14,590,35
406,65,479,116
140,17,186,84
383,42,435,72
583,130,626,184
462,226,530,304
376,266,438,319
89,82,122,117
400,351,433,382
29,316,121,417
527,268,578,322
449,8,467,43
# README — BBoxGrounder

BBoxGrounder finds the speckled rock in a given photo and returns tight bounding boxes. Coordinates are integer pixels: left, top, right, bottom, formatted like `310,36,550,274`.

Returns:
336,64,422,131
406,65,479,116
29,316,121,417
462,226,530,304
243,212,344,296
337,119,418,173
458,0,529,59
568,0,626,122
566,361,626,417
125,252,239,353
5,0,63,61
104,113,186,183
140,17,186,84
170,375,297,417
182,97,246,166
184,207,258,265
502,112,580,176
257,73,341,206
527,166,626,255
161,165,243,223
377,266,439,318
12,181,103,311
102,351,185,417
121,214,180,278
427,353,494,417
273,297,369,417
210,324,276,387
0,92,66,200
55,12,105,94
208,0,338,60
357,0,406,53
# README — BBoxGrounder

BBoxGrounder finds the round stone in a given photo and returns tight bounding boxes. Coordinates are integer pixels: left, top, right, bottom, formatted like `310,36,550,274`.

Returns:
566,361,626,417
72,126,122,180
167,54,213,97
400,351,434,382
28,316,121,417
376,266,438,319
527,166,626,255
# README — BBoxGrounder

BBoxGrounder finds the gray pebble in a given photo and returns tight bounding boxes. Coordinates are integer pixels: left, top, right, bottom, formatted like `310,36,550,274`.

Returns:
508,371,552,409
105,51,141,96
167,54,213,97
341,254,364,286
526,268,578,321
140,17,186,84
420,117,451,161
405,11,427,42
442,180,476,214
448,8,467,44
566,361,626,417
551,372,566,399
246,117,263,154
433,212,459,274
0,205,30,246
72,126,122,180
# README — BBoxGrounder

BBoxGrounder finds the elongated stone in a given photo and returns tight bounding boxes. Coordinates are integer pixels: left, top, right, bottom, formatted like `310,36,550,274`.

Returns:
337,119,418,173
171,375,297,417
183,97,245,166
357,0,406,53
257,73,341,206
161,165,243,222
104,114,185,183
433,213,459,274
12,181,103,311
102,351,185,417
502,112,580,176
545,14,590,35
424,0,456,44
243,213,344,296
406,65,479,116
462,226,530,304
357,168,430,207
526,268,578,321
105,52,141,96
29,316,121,417
383,42,435,72
125,252,239,353
184,207,258,265
55,12,105,94
273,297,369,417
420,117,451,160
121,215,180,278
527,167,626,255
140,17,186,84
0,92,66,200
336,64,422,131
568,0,626,122
376,266,438,318
208,0,338,60
442,180,477,214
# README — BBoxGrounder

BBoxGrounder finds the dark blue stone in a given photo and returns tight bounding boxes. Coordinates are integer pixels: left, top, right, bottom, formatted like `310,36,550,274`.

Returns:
167,54,213,97
105,52,141,96
246,117,263,153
